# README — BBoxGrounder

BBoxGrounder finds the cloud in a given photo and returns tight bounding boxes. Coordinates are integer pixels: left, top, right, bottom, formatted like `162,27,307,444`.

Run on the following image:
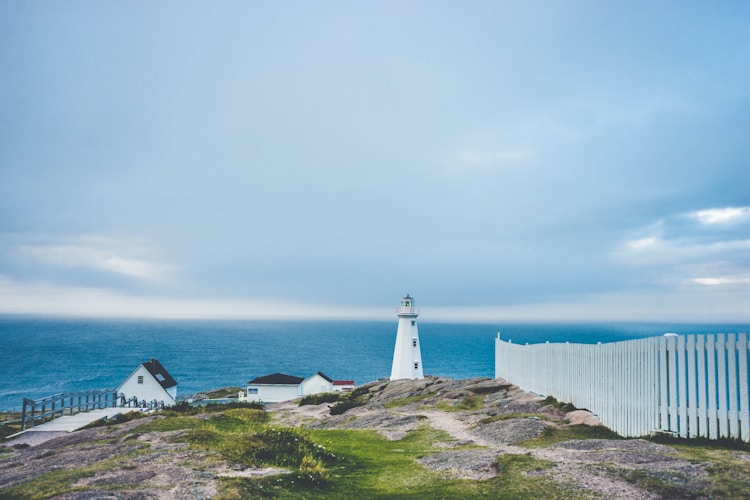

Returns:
690,276,750,286
12,235,173,283
689,206,750,225
0,275,384,320
627,236,659,251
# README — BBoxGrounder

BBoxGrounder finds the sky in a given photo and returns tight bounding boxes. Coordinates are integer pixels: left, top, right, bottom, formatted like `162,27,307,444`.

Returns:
1,1,749,322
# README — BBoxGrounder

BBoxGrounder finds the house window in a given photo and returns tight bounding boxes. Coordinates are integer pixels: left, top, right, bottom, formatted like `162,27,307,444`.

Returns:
412,339,417,348
247,388,259,395
413,362,419,370
137,375,144,384
155,373,165,382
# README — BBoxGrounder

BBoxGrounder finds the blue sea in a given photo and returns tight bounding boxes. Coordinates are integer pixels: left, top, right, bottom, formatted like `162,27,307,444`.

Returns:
0,316,747,412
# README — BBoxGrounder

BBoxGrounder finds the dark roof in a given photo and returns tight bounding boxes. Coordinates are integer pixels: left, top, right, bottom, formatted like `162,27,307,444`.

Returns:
248,372,304,385
333,380,355,386
314,372,333,383
143,358,177,389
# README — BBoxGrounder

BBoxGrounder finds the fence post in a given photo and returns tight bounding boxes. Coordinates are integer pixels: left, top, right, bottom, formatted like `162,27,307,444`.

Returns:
739,333,750,443
717,334,729,438
728,334,739,439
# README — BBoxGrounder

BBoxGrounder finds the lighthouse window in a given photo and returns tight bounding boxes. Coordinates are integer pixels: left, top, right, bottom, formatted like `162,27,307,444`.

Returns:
412,339,417,347
413,362,419,370
405,301,411,307
411,320,416,326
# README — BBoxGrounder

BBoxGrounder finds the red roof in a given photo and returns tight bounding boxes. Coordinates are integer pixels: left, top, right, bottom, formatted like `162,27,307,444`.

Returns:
333,380,355,386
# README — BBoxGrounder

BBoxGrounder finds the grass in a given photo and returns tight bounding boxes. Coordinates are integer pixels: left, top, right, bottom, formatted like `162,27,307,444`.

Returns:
517,424,621,448
0,443,151,499
436,394,486,412
540,395,578,413
6,399,750,499
382,393,432,408
646,438,750,498
216,425,576,499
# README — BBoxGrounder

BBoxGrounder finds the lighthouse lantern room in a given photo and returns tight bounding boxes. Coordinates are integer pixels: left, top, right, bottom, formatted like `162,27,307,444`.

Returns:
390,294,424,380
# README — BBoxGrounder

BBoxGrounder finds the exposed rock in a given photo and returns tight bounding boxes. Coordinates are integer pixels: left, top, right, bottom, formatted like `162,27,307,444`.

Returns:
0,377,726,499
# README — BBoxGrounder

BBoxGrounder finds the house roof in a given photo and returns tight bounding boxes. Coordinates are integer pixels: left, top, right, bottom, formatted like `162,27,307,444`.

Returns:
143,358,177,389
313,372,333,383
333,380,355,386
248,372,304,385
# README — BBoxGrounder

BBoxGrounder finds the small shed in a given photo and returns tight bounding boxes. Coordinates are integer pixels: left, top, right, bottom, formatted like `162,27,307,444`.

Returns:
301,372,333,395
246,373,304,403
118,358,177,407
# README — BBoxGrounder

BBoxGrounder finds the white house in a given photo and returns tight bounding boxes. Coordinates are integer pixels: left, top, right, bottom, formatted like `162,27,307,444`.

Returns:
246,373,305,403
244,371,352,403
118,358,177,407
300,372,333,396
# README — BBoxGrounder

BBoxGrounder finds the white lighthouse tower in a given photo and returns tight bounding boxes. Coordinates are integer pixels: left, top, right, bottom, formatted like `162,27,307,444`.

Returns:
390,294,424,380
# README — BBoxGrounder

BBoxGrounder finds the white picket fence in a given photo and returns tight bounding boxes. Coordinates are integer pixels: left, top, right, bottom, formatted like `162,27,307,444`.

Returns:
495,333,750,441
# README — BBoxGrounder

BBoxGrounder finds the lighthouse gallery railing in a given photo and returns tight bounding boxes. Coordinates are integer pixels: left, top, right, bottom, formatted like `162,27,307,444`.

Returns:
495,333,750,441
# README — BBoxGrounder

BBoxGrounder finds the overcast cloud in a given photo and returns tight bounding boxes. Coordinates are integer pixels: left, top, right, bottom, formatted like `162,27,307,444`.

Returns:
1,1,748,321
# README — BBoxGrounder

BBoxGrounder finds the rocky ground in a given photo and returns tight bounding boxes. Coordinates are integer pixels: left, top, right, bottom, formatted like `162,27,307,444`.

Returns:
1,376,741,498
270,377,716,499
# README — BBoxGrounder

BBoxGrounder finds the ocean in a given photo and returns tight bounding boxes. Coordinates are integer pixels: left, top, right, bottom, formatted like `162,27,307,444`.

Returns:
0,316,747,412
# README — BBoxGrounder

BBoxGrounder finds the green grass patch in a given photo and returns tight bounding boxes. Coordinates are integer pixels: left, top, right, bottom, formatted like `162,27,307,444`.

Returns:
436,394,486,412
518,424,621,448
540,395,577,413
646,439,750,498
382,393,432,409
215,425,578,499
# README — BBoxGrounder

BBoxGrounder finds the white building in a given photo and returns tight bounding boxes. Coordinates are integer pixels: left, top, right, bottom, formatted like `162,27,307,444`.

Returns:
244,371,351,403
300,372,334,396
246,373,304,403
390,294,424,380
118,358,177,407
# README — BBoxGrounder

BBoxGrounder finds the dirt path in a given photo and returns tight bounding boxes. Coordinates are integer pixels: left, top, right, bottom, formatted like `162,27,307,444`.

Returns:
416,410,495,447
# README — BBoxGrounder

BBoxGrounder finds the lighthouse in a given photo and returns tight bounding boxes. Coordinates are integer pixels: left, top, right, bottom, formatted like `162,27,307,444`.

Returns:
390,294,424,380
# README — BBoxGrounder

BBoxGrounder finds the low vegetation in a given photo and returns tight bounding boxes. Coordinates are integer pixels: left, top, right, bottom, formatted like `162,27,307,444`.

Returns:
299,392,341,406
3,377,750,499
328,386,373,415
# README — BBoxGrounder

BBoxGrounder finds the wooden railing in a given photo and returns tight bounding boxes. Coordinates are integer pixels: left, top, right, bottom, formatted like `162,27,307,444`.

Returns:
20,389,119,431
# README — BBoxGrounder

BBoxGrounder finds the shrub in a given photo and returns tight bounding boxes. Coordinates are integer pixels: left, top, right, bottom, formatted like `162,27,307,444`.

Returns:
328,386,373,415
541,395,577,413
185,427,222,445
297,454,331,485
299,393,340,406
166,401,264,416
242,428,336,468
